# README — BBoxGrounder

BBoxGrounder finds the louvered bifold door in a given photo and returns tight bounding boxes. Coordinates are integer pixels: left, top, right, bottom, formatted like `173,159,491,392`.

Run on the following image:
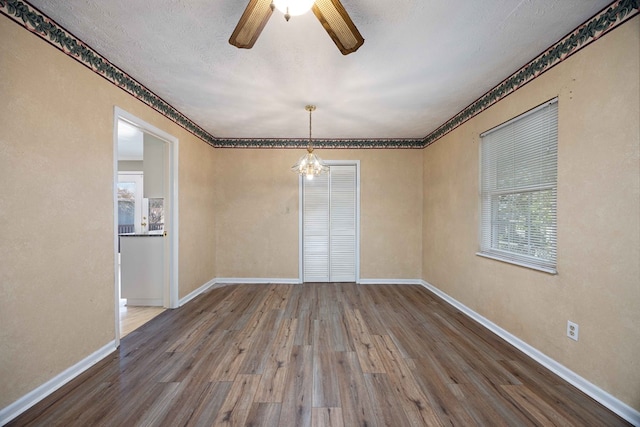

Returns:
303,172,330,282
329,165,356,282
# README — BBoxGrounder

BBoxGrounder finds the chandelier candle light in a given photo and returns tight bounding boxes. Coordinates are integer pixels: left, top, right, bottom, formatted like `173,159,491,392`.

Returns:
291,105,329,180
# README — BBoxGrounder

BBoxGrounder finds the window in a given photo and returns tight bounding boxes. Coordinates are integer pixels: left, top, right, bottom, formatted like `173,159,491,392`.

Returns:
117,173,143,234
478,99,558,274
117,172,164,234
148,198,164,232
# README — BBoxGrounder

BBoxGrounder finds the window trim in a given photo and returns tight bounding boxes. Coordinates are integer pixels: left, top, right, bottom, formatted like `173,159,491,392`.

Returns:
475,251,557,274
477,98,558,275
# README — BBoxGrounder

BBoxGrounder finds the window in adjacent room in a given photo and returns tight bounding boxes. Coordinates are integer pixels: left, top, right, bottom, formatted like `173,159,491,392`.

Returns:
148,198,164,232
478,98,558,274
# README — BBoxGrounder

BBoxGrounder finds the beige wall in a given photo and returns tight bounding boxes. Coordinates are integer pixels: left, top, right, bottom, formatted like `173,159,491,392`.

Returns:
2,8,638,416
0,17,216,407
214,149,423,280
422,18,640,410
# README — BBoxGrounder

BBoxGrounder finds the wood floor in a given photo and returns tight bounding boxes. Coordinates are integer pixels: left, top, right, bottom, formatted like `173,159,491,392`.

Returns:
10,283,630,426
120,303,165,338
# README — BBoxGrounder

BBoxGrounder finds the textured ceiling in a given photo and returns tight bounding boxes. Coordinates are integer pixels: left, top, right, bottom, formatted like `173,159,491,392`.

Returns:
27,0,611,141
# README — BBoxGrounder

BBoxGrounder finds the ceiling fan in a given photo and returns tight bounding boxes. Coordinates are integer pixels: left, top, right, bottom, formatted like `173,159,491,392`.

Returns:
229,0,364,55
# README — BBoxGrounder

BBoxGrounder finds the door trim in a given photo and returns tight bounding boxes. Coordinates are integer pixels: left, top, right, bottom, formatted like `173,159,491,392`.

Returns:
113,107,179,346
298,160,360,284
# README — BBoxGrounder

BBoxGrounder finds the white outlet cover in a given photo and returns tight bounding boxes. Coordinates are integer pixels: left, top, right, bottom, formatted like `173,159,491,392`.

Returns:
567,321,579,341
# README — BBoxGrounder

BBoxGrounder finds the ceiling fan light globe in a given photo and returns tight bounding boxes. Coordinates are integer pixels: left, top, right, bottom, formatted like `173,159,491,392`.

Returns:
273,0,315,16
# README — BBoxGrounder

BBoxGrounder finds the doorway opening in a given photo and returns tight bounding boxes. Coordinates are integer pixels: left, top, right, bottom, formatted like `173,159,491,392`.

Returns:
113,107,179,344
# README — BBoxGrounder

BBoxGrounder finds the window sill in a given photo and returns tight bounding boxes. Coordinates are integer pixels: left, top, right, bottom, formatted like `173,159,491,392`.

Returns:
476,252,557,275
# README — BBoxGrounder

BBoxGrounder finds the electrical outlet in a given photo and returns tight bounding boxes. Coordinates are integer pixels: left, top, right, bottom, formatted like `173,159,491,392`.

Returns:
567,321,579,341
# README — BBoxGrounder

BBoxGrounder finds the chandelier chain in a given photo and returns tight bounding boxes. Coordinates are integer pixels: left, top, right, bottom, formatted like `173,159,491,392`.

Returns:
309,107,312,146
305,104,316,150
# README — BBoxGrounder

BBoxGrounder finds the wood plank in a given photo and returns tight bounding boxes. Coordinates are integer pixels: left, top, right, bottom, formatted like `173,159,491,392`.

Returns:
372,334,444,426
313,317,333,352
255,318,298,403
334,351,377,427
311,407,344,427
363,373,412,426
8,283,632,427
184,381,233,426
155,380,225,426
502,384,576,426
238,308,281,375
408,356,484,426
135,382,182,426
224,285,269,331
245,402,282,427
278,345,313,427
352,285,389,335
260,283,292,311
312,320,341,408
109,381,174,426
498,359,629,426
460,369,539,425
212,374,261,426
450,382,528,426
344,309,386,373
554,384,631,427
11,381,112,426
293,307,314,346
316,284,339,319
326,307,355,352
164,310,216,353
208,330,248,381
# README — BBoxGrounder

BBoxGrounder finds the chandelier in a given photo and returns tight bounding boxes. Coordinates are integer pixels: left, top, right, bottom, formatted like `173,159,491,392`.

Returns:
291,105,329,180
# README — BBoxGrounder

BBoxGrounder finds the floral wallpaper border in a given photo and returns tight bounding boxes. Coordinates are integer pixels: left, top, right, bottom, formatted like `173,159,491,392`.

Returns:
0,0,219,147
422,0,638,147
1,0,637,149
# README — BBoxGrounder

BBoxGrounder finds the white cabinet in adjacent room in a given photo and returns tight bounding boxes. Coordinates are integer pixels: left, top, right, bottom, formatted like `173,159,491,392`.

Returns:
120,235,164,306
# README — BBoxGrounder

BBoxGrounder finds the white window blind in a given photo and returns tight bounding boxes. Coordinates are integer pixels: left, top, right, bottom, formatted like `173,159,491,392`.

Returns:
479,99,558,273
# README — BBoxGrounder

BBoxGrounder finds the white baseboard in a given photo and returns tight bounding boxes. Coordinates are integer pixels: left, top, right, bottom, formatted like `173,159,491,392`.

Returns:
210,278,418,286
215,278,423,286
179,278,217,306
358,278,423,285
0,341,117,426
419,280,640,426
214,277,302,285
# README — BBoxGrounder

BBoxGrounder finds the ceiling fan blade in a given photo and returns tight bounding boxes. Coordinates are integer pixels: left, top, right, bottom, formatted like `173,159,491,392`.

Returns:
229,0,274,49
312,0,364,55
